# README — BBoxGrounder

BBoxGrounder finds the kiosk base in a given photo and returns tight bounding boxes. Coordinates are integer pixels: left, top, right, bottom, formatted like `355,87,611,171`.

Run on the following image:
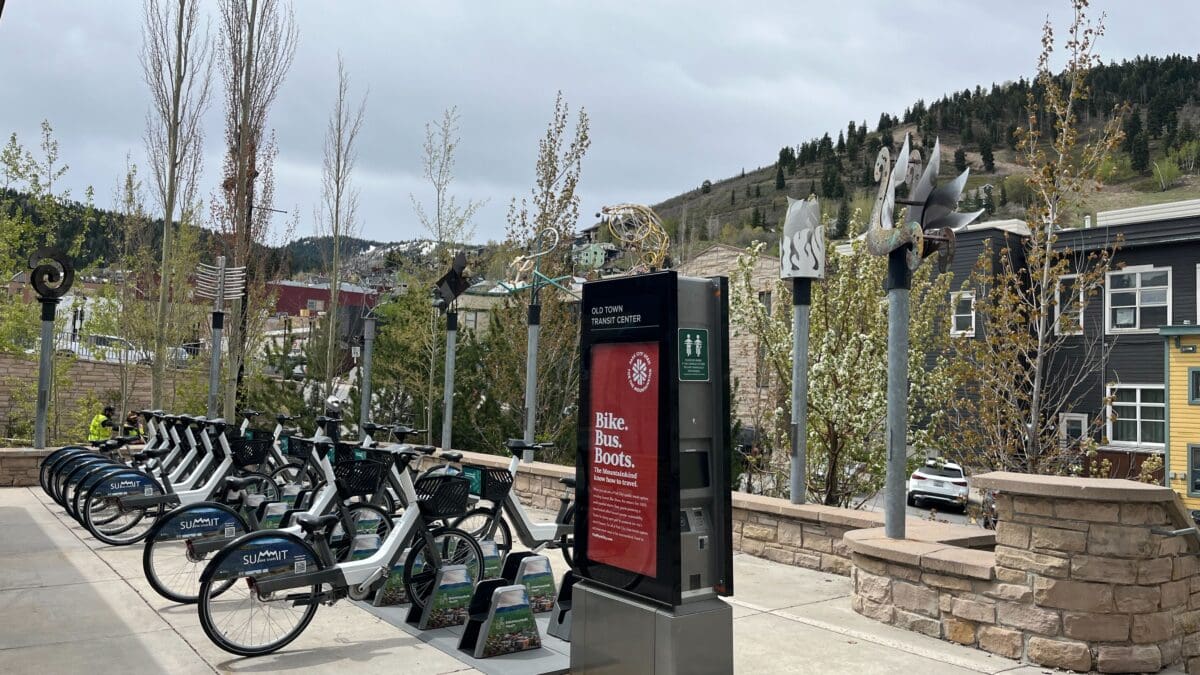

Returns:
569,581,732,675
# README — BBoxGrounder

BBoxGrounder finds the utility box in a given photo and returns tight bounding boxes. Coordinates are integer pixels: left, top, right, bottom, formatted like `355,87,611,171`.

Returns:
572,270,733,674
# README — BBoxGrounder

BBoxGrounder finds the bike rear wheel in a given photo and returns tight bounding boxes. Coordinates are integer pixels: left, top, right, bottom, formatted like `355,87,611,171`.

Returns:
452,508,512,558
197,533,321,656
143,503,247,604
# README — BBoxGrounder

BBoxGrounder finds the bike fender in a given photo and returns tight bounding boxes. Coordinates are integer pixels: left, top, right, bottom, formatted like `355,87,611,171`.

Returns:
90,470,163,499
202,531,315,583
148,502,248,544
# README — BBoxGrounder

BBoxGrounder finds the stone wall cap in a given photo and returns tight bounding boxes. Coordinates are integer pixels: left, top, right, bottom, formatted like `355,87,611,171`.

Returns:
903,521,996,549
972,471,1175,502
0,448,55,458
846,526,996,579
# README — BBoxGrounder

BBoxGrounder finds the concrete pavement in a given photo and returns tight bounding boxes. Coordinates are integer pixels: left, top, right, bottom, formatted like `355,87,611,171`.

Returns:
0,486,1105,674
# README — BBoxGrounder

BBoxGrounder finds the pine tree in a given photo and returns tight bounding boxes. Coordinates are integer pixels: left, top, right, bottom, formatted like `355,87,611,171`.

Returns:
775,163,786,190
833,196,850,238
1122,111,1143,154
754,184,761,198
836,131,846,155
983,185,995,215
954,147,968,173
1131,132,1151,172
980,141,995,172
730,190,735,206
750,206,761,228
1180,119,1196,146
999,181,1008,207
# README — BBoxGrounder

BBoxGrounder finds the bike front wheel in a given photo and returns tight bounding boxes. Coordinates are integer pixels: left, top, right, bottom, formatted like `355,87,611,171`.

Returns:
403,527,484,611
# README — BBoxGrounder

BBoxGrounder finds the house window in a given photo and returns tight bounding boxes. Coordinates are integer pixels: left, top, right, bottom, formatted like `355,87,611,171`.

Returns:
461,310,481,331
950,292,975,337
755,291,772,388
1107,385,1165,446
1191,445,1200,495
1190,367,1200,405
1106,267,1170,333
1056,274,1084,335
1059,412,1088,449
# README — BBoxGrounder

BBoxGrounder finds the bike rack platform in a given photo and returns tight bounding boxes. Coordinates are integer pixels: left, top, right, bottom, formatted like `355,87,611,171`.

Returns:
355,600,569,675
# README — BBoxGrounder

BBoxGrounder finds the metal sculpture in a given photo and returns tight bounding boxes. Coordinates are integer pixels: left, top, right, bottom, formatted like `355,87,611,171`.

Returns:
866,134,980,540
779,197,823,505
195,256,246,417
598,203,670,272
29,248,75,448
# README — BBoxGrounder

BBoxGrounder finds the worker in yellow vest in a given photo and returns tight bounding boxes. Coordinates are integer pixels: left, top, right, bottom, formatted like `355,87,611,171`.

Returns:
88,405,116,442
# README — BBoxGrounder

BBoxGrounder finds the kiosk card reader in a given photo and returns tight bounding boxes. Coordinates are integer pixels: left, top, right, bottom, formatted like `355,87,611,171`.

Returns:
572,270,733,674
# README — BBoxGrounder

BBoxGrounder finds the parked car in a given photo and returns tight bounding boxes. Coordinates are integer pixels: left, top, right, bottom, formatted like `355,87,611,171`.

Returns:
60,334,151,365
907,459,969,511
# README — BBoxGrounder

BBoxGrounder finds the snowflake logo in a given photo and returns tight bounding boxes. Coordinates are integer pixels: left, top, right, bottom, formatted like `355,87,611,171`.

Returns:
627,351,653,393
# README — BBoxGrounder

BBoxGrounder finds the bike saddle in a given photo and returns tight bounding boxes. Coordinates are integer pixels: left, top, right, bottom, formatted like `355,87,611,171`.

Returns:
238,409,262,419
141,447,172,459
275,413,297,423
438,451,463,463
294,513,339,534
410,445,436,455
559,476,576,488
361,422,388,434
283,426,302,436
222,475,259,491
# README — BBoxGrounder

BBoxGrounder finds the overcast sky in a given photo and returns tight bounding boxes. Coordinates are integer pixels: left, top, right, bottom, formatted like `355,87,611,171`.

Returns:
2,1,1198,245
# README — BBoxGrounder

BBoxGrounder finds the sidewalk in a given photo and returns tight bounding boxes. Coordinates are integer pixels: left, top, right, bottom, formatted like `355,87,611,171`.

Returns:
0,486,1084,674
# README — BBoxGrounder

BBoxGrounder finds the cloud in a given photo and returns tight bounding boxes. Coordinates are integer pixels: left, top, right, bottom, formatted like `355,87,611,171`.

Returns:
1,1,1197,245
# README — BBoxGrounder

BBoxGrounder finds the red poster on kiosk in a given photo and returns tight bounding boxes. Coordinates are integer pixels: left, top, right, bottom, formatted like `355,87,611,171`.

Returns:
587,342,659,577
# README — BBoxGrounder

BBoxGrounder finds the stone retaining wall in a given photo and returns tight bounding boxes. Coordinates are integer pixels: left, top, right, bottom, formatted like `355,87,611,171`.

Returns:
847,471,1200,673
0,448,52,487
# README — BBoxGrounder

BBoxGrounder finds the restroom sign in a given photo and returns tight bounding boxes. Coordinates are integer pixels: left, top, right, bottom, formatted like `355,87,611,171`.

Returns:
678,328,709,382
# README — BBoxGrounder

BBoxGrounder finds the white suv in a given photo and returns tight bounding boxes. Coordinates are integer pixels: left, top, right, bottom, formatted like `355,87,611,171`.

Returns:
907,459,969,511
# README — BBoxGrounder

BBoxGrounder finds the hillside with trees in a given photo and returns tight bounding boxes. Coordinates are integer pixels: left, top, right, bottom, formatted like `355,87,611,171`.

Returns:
653,54,1200,261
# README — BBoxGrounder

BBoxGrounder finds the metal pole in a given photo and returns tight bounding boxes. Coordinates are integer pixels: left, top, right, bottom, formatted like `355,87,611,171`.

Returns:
441,311,457,451
790,278,811,504
206,255,227,419
34,299,57,449
884,250,910,539
207,311,224,418
360,315,375,433
523,304,541,444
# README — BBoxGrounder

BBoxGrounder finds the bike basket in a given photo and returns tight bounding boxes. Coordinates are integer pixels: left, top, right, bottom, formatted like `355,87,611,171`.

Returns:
334,459,388,498
229,437,272,468
332,441,366,465
286,436,314,460
461,464,514,504
363,448,396,469
413,474,472,520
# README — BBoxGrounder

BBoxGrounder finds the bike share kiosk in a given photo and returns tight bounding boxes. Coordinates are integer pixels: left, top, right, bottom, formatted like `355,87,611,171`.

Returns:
571,270,734,674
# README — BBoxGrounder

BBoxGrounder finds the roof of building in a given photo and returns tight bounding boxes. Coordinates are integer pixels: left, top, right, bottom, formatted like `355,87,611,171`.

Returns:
1095,199,1200,228
270,279,377,295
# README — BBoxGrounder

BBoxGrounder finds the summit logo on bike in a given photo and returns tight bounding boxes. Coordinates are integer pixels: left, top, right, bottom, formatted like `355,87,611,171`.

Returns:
180,516,222,531
108,480,141,490
242,548,288,567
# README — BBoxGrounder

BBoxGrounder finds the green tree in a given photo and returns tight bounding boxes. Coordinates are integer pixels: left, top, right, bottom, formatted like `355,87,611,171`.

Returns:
980,140,995,172
1122,110,1142,153
774,163,785,190
1131,132,1150,172
832,196,850,238
953,147,968,173
948,0,1125,474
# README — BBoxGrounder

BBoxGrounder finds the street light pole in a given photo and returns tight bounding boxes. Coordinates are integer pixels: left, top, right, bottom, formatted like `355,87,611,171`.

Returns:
28,249,74,449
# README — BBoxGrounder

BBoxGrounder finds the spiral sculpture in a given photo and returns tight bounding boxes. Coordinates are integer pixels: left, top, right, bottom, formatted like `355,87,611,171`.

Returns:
28,247,74,300
598,203,670,272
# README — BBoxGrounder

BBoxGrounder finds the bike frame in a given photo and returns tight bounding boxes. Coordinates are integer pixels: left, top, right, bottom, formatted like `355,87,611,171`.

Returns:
500,453,572,546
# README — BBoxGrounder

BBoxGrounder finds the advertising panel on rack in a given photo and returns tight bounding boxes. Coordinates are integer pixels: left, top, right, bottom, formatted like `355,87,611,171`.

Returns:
586,341,660,577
